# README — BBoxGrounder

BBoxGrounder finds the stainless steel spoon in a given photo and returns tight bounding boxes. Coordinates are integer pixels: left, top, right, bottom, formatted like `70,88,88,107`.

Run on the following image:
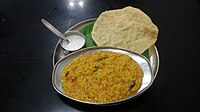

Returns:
41,19,69,43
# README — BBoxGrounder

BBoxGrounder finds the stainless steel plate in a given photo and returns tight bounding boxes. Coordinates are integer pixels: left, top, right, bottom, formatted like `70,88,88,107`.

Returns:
52,47,153,105
52,18,159,80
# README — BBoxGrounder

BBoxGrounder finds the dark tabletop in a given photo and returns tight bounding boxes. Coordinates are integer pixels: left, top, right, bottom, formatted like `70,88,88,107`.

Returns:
0,0,200,112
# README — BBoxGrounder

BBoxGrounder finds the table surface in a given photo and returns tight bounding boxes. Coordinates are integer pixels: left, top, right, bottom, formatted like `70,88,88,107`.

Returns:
0,0,200,112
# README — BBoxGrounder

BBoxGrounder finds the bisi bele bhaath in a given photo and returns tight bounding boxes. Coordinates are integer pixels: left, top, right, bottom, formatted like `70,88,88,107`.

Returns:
61,51,143,103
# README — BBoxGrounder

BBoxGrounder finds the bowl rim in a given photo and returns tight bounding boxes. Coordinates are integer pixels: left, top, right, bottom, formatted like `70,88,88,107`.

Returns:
59,30,86,51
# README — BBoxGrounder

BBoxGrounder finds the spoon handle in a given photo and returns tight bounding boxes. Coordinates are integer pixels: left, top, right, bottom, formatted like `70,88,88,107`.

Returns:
41,19,67,41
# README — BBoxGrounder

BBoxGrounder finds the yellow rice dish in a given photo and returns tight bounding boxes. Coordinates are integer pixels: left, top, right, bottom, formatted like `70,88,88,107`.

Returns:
61,51,143,103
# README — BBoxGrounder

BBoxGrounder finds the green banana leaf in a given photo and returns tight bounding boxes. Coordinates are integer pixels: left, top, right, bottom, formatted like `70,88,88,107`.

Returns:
79,23,96,47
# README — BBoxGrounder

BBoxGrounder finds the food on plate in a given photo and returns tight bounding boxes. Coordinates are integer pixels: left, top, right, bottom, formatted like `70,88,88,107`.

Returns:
61,51,143,103
92,6,158,54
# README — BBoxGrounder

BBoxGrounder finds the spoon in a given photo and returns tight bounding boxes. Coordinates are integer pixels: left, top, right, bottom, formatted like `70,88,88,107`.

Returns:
41,19,86,52
41,19,69,43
